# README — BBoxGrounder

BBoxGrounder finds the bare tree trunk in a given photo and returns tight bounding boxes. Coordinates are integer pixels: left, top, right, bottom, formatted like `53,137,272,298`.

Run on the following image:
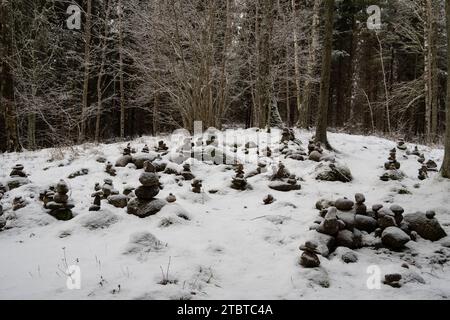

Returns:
315,0,334,149
79,0,92,143
301,0,321,128
118,0,125,139
291,0,302,127
441,0,450,178
376,33,392,135
95,0,111,143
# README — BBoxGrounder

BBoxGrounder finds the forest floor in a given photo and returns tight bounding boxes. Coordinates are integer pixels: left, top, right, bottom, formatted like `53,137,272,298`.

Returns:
1,129,450,300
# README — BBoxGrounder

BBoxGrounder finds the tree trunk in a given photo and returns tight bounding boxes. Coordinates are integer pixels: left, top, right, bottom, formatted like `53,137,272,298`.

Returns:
301,0,321,128
441,0,450,178
425,0,438,141
291,0,302,127
315,0,334,149
79,0,92,143
118,0,125,139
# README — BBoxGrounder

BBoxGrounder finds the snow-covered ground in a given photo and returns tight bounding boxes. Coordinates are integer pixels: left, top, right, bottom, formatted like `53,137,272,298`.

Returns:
1,129,450,300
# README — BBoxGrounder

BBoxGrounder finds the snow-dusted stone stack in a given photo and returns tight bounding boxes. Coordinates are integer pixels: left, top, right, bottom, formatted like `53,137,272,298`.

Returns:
45,180,74,221
308,141,324,162
418,165,428,180
105,162,116,177
180,163,195,181
12,196,27,211
231,164,250,191
7,164,30,190
115,144,133,167
299,241,321,268
397,139,407,151
268,162,301,192
142,144,150,153
89,191,102,212
156,140,169,153
102,179,118,198
380,149,404,182
191,179,202,194
127,172,166,218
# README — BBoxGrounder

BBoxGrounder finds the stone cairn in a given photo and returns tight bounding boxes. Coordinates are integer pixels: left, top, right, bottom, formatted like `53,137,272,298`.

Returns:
308,141,324,162
380,149,403,182
116,144,133,167
12,196,27,211
166,193,177,203
299,241,321,268
10,164,27,178
105,162,117,177
397,139,407,151
180,163,195,181
231,164,249,191
89,191,102,212
142,144,150,153
418,165,428,181
8,164,29,190
192,179,203,194
263,194,275,205
123,143,132,156
268,162,301,192
300,193,448,269
246,162,268,179
45,180,74,221
127,172,166,218
156,141,169,152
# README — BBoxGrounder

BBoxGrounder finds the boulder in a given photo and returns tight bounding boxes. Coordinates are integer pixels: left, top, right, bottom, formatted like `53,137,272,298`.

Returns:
403,212,447,241
381,227,411,250
307,232,336,258
335,198,354,211
337,211,356,230
132,153,159,169
127,198,167,218
134,186,160,200
315,199,335,211
139,173,160,187
115,155,133,167
108,195,129,208
317,208,340,236
268,181,301,192
6,177,29,190
316,163,353,183
336,229,362,249
309,151,323,162
355,215,378,233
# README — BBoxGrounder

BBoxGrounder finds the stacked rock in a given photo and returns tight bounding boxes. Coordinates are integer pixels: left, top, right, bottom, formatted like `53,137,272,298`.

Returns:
156,141,169,152
105,162,117,177
89,191,102,212
40,187,55,208
354,193,367,215
426,160,438,172
180,163,195,181
142,144,150,153
116,144,133,167
380,149,404,181
308,141,324,162
411,146,421,157
7,164,30,190
397,139,407,151
102,179,119,199
12,196,27,211
263,194,275,205
192,179,202,194
231,164,249,191
299,241,321,268
94,183,101,191
418,154,426,164
127,172,166,218
269,162,301,192
45,180,74,221
418,165,428,180
166,193,177,203
10,164,27,177
0,182,6,199
246,162,268,178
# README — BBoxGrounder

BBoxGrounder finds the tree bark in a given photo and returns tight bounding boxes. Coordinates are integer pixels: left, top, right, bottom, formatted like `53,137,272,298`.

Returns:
79,0,92,143
441,0,450,178
291,0,302,127
118,0,125,139
315,0,334,149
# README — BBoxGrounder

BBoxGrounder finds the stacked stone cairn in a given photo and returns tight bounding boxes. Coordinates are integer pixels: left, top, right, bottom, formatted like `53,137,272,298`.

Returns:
166,193,177,203
180,163,195,181
116,144,133,167
308,141,324,162
246,162,268,178
300,193,448,269
426,159,438,172
299,241,321,268
105,162,117,177
397,139,407,151
418,165,428,181
7,164,30,190
142,144,150,153
231,164,249,191
45,180,74,221
102,179,118,198
263,194,275,205
192,179,203,194
268,162,301,192
127,172,166,218
12,196,27,211
89,191,102,212
156,141,169,153
380,149,404,181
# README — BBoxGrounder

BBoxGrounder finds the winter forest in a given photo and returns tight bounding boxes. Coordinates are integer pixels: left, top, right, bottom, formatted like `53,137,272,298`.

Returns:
1,0,450,300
